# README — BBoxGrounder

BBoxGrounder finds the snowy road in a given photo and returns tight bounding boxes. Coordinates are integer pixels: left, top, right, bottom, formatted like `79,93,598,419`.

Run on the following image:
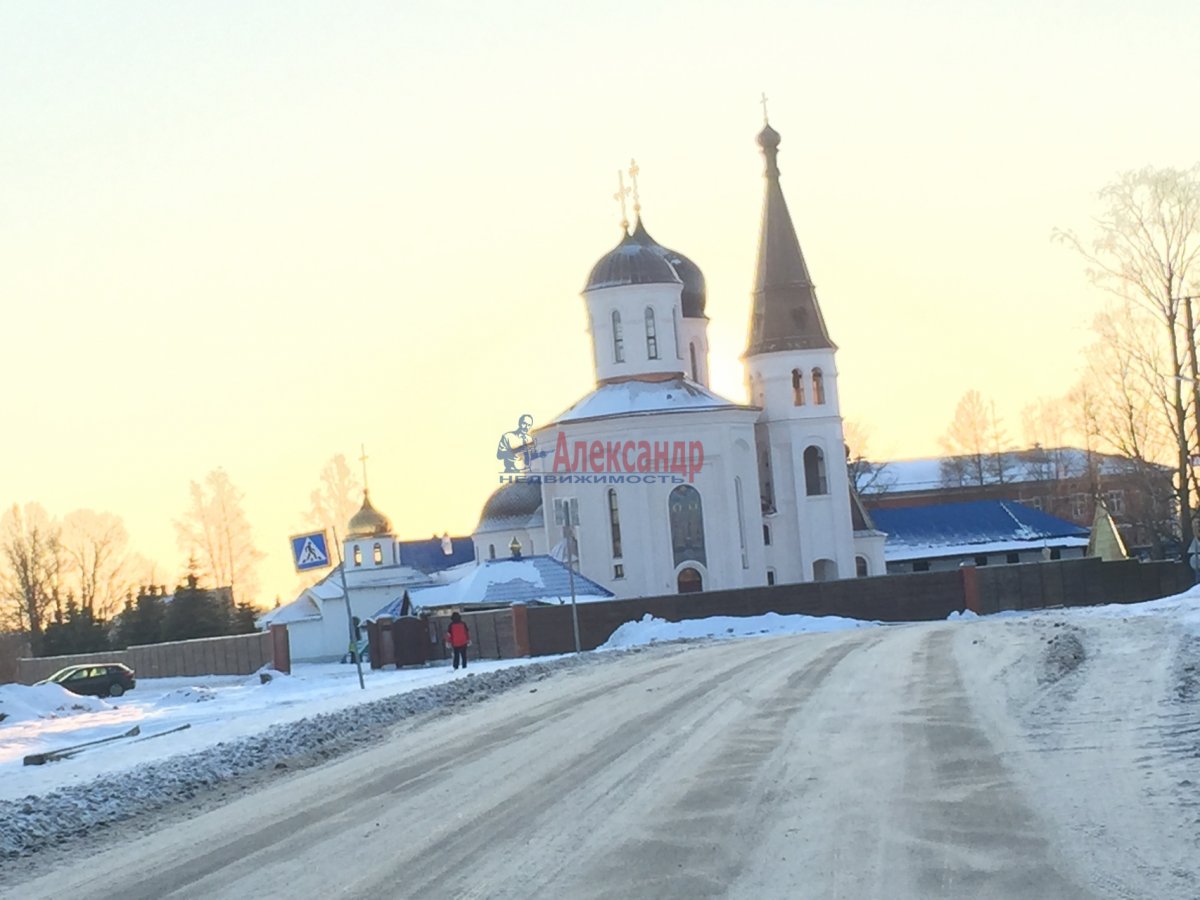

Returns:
13,612,1200,899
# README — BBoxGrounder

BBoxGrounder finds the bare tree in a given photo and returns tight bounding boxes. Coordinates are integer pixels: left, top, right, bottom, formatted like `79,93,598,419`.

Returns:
0,504,63,654
175,469,265,604
1056,164,1200,552
843,420,890,496
303,453,362,541
939,390,1008,486
60,509,133,619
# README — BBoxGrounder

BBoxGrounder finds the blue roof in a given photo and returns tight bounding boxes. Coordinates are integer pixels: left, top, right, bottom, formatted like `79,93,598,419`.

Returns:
871,500,1089,554
397,536,475,573
370,554,613,619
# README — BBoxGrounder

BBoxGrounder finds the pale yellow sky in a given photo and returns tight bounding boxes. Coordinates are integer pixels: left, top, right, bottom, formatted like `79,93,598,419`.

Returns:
3,1,1198,604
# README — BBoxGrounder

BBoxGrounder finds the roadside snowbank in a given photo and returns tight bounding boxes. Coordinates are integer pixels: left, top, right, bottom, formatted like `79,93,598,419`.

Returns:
0,684,111,725
0,653,599,860
600,611,875,650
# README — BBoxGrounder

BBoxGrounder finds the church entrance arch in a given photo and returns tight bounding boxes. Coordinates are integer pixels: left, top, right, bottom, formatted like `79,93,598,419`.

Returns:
677,566,703,593
813,558,838,582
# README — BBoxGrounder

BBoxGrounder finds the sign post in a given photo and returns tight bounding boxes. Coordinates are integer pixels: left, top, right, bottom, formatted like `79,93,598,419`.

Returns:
289,528,365,691
555,499,582,654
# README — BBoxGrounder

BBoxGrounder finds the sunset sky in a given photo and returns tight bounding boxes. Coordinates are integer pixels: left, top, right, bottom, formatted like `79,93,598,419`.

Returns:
3,1,1199,604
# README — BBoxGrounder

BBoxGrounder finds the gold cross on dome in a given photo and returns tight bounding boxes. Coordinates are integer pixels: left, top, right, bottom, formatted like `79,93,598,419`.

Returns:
628,158,641,216
760,91,769,124
613,170,630,233
359,443,370,492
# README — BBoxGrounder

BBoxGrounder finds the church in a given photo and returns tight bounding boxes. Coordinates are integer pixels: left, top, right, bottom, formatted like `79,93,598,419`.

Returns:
473,120,886,597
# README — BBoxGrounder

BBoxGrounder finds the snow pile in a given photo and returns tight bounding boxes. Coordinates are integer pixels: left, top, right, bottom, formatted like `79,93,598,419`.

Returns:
0,685,111,725
0,652,614,860
155,687,217,705
946,609,979,620
600,611,875,650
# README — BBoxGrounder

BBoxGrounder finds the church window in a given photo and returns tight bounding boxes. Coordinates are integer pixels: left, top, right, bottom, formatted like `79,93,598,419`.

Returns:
734,477,748,568
792,368,805,406
488,543,495,560
353,545,362,566
855,556,868,577
804,445,828,495
689,343,699,381
612,311,624,363
613,563,624,579
812,368,825,404
645,307,659,360
763,523,771,546
668,485,706,568
766,568,776,586
373,543,382,565
608,489,623,560
677,566,703,593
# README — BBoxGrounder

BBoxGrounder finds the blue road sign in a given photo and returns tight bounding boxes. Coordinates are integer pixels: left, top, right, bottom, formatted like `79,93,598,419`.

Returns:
290,530,331,572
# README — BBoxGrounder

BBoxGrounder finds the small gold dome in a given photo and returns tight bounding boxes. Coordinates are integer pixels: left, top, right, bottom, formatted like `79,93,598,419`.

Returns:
348,491,392,538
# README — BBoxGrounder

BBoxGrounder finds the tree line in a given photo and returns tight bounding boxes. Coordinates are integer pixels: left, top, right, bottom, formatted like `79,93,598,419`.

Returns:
1,456,362,658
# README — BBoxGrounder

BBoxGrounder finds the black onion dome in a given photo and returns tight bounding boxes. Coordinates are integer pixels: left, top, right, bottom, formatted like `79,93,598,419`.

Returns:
585,231,682,293
631,219,707,318
757,123,781,150
476,480,543,530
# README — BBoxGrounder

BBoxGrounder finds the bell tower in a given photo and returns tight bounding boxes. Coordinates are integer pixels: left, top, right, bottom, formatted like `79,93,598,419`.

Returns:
743,120,855,584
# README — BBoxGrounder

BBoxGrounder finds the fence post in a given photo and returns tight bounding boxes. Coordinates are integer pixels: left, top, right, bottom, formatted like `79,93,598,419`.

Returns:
511,602,530,657
270,624,291,674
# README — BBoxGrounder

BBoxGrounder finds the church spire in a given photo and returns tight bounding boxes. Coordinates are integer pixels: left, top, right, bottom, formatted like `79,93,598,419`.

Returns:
745,121,835,357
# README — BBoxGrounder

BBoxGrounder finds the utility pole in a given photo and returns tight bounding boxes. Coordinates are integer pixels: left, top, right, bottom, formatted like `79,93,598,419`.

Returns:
556,498,582,653
331,526,366,690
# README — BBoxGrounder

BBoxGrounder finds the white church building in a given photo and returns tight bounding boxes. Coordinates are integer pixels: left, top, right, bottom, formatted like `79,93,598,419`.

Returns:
474,121,886,597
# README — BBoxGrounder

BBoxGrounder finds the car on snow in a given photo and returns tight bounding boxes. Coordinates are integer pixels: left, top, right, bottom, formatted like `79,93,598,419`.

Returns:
36,663,136,698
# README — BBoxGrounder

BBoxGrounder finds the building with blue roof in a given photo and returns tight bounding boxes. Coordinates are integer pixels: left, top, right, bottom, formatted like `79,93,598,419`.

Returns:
871,500,1090,573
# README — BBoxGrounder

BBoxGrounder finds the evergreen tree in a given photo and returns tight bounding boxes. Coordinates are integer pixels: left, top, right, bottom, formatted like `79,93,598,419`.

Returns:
162,571,229,642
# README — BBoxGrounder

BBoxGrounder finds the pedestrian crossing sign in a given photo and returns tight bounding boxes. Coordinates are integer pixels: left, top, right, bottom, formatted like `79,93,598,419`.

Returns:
290,530,332,572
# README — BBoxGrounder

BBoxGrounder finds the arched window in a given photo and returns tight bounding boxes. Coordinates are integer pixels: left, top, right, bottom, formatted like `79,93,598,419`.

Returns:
668,484,706,567
645,307,658,359
812,368,825,404
488,543,496,560
792,368,805,406
856,556,868,577
608,488,622,559
804,445,828,495
373,543,383,565
612,311,624,363
813,559,838,581
734,477,748,568
677,566,703,594
689,342,699,381
353,545,362,567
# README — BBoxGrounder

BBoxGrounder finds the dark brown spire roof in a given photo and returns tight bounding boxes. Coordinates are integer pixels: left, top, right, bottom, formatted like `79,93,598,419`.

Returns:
745,124,836,356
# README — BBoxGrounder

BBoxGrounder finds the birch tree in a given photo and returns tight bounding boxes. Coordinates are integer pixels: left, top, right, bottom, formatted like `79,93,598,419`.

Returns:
175,469,264,604
1056,164,1200,551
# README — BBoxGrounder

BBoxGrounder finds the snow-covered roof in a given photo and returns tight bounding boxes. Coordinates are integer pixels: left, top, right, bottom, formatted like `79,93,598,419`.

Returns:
548,376,750,425
368,555,613,619
257,594,321,628
871,500,1090,562
862,447,1168,495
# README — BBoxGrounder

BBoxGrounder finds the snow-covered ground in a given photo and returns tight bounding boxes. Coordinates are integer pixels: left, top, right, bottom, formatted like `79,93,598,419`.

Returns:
0,658,541,803
3,590,1199,869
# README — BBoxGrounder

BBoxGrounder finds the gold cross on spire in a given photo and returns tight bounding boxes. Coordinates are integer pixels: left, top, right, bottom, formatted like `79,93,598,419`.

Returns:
359,443,370,493
627,158,641,217
613,170,630,233
760,91,769,124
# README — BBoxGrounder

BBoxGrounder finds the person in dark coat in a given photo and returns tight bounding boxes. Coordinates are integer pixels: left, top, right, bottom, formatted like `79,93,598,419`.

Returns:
447,612,470,670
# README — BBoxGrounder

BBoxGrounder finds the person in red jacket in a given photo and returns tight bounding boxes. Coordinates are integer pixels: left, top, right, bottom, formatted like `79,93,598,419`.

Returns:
447,611,470,670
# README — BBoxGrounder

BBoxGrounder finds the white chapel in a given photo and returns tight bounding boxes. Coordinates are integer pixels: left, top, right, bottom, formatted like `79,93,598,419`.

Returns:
473,121,887,597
